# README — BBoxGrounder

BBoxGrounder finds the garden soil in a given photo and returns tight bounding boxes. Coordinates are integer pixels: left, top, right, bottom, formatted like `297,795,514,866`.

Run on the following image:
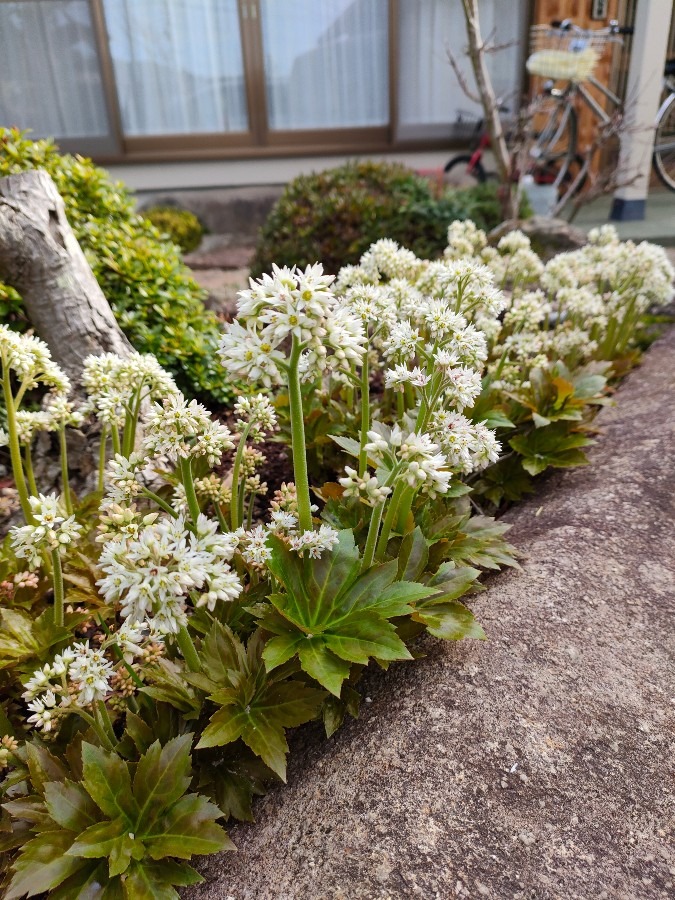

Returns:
187,326,675,900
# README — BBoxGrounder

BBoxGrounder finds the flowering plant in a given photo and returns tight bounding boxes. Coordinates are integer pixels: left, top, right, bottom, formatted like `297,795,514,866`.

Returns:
0,222,670,898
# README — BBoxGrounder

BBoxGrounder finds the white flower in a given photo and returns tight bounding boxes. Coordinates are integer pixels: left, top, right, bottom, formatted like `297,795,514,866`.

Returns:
26,691,60,731
239,524,272,567
289,525,340,558
105,454,144,504
143,393,233,465
11,493,83,569
68,644,115,705
266,510,298,532
339,467,391,506
234,394,278,440
218,321,285,387
382,321,420,360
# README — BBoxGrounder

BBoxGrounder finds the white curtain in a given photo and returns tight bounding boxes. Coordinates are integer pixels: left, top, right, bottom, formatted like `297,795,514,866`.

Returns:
0,0,109,139
260,0,389,130
102,0,248,136
398,0,526,129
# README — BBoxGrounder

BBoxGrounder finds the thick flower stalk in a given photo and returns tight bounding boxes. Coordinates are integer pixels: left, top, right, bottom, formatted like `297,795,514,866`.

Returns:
219,263,366,531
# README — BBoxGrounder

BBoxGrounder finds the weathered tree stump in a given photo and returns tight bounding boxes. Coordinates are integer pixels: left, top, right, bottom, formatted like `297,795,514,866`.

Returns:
0,169,131,384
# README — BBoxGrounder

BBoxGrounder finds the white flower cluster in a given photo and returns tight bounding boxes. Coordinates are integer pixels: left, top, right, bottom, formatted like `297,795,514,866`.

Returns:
219,263,366,386
143,393,234,466
234,393,278,442
98,513,241,634
0,326,70,395
82,351,178,427
363,424,451,499
11,494,82,569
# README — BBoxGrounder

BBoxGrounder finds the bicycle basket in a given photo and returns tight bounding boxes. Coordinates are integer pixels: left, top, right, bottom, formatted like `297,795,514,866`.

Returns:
453,110,482,141
526,26,619,82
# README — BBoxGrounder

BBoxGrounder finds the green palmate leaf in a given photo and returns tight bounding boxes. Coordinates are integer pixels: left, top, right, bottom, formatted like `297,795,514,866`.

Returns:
323,613,414,665
509,423,593,476
121,862,181,900
67,817,127,860
2,795,51,828
43,779,99,832
141,860,204,887
144,793,233,859
133,735,193,830
473,455,535,506
140,658,201,716
25,743,68,797
413,601,486,641
5,830,86,899
397,527,429,581
81,743,138,823
439,516,519,570
328,434,362,458
198,747,272,822
48,860,110,899
195,624,325,779
322,683,361,738
296,639,352,697
264,530,420,694
426,563,482,600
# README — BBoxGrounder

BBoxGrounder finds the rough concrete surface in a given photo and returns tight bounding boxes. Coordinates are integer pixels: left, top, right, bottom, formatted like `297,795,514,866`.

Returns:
187,328,675,900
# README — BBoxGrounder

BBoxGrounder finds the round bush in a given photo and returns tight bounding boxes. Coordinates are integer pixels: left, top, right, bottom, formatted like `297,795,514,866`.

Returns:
251,160,514,277
142,206,204,253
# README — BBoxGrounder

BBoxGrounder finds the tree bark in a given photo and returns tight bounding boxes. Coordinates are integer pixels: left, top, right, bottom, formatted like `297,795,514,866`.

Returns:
460,0,518,220
0,169,131,384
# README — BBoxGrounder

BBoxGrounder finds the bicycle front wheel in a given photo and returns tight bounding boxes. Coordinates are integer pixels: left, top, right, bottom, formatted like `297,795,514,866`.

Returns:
443,153,491,187
529,97,578,192
653,92,675,192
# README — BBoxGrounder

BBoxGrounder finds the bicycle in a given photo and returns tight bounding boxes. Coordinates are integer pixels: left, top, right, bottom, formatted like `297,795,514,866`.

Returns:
653,58,675,191
445,18,675,199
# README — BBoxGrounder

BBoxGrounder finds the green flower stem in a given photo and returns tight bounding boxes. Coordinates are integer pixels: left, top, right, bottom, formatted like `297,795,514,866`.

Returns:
141,487,178,519
215,502,229,533
179,456,201,524
176,625,202,672
358,351,370,478
360,467,400,573
24,444,38,496
90,705,114,750
375,480,407,562
122,385,143,457
69,706,113,750
394,485,416,535
51,549,65,627
2,362,33,521
98,425,108,493
361,499,386,573
111,423,121,458
59,426,73,515
97,699,116,745
288,335,313,532
230,422,252,531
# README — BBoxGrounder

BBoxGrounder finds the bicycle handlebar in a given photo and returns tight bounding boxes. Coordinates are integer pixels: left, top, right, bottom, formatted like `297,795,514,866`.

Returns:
549,18,633,36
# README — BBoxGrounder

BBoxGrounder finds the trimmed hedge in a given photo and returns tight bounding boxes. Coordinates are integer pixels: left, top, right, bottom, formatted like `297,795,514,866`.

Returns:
251,160,520,277
142,206,204,253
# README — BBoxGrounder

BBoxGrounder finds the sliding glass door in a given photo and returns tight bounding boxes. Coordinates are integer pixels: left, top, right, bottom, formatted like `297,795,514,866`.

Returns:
0,0,115,154
259,0,389,133
101,0,249,138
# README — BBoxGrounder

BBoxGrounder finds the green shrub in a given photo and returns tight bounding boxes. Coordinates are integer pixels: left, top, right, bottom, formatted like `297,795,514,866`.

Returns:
0,128,227,402
142,205,204,253
251,160,522,277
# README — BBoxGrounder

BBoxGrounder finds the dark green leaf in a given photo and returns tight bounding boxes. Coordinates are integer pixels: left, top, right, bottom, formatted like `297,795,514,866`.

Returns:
81,743,138,823
67,817,127,859
415,601,486,641
133,735,193,830
297,639,351,696
44,779,99,832
5,831,85,899
143,794,233,859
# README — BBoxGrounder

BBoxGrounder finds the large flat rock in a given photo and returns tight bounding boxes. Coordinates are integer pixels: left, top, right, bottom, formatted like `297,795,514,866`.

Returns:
188,328,675,900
